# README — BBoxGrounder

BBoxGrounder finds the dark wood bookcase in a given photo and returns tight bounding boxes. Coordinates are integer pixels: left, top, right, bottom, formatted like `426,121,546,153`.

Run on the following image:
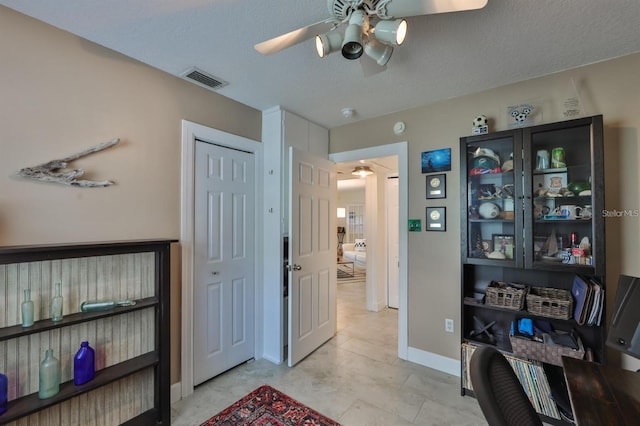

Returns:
459,116,605,425
0,239,175,425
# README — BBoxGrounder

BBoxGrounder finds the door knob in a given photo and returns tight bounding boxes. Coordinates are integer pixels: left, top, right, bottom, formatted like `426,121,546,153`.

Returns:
211,271,220,275
287,264,302,271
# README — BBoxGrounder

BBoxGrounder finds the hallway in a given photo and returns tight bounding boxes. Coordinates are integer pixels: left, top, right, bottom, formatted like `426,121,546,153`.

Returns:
171,275,486,425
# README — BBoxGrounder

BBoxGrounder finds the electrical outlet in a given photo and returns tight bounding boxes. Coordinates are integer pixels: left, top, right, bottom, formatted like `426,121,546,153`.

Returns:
445,318,454,333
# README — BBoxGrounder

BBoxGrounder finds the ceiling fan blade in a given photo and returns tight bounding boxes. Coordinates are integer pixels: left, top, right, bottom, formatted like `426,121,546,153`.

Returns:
383,0,488,18
255,19,338,55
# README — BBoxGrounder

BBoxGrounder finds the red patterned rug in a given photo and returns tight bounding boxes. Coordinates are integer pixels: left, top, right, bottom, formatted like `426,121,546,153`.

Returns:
200,384,341,426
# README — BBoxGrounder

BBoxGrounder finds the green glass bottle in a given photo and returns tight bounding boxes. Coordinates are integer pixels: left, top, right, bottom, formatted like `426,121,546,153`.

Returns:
38,348,60,399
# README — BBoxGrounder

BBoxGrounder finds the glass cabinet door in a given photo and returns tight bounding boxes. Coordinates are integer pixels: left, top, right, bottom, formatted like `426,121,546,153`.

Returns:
523,116,604,273
462,131,523,266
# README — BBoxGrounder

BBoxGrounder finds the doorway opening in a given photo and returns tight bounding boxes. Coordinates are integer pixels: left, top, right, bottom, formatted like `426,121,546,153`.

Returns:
330,142,408,360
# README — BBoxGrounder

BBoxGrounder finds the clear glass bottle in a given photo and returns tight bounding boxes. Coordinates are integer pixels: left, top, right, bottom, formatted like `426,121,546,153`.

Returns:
73,341,95,385
51,282,63,322
38,348,60,399
21,288,35,327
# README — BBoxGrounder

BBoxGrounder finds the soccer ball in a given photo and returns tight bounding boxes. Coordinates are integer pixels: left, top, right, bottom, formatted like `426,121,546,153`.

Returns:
473,115,488,128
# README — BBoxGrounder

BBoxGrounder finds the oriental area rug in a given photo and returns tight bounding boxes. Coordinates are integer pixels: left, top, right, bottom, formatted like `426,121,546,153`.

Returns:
200,384,341,426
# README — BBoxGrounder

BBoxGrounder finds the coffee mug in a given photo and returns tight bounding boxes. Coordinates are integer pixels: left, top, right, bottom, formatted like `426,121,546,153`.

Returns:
560,205,583,219
560,249,576,264
534,204,551,219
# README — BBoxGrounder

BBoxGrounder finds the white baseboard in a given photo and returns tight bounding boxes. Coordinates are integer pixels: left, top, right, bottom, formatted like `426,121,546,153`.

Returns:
171,382,182,404
262,353,284,365
407,346,461,377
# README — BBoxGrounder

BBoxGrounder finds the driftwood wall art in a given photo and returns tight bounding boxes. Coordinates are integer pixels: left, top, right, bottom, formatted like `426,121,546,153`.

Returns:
17,138,120,187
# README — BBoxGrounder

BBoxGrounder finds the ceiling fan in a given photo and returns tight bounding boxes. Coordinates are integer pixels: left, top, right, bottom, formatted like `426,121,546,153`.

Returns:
255,0,488,67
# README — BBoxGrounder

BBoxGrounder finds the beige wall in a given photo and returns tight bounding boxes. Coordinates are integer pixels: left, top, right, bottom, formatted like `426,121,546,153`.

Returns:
0,6,261,383
330,53,640,369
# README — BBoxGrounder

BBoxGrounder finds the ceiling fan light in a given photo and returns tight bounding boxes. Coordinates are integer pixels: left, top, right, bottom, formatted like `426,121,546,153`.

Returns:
342,23,363,59
351,166,374,177
374,19,408,45
364,39,393,66
315,32,342,58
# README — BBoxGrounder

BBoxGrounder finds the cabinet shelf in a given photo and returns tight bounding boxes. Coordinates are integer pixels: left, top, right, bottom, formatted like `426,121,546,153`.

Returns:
465,257,518,267
0,297,158,342
463,300,582,326
535,219,591,224
1,352,158,424
534,195,590,202
469,218,515,223
533,167,568,175
530,262,594,273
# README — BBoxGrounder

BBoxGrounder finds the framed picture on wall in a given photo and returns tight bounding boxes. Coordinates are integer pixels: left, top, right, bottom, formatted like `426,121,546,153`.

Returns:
426,173,446,199
426,207,446,231
421,148,452,173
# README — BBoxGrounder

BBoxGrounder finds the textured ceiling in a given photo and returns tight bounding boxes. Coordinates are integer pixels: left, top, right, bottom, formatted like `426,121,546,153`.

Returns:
2,0,640,129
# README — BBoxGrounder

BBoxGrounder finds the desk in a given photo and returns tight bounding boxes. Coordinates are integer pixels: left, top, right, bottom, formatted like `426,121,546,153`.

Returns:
562,356,640,425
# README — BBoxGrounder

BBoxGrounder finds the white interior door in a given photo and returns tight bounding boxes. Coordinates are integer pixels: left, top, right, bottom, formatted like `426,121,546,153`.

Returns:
387,177,400,309
193,141,255,385
288,147,336,367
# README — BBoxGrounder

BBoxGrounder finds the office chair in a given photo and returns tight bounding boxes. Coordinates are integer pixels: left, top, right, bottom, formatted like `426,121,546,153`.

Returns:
470,345,542,426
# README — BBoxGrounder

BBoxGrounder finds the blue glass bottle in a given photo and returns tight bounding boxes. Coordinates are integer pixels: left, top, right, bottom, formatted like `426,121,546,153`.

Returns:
73,341,95,385
0,372,8,415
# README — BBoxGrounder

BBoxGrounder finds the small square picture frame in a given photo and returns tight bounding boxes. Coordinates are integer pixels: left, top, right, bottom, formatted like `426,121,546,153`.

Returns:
426,207,446,231
492,234,515,259
426,173,446,199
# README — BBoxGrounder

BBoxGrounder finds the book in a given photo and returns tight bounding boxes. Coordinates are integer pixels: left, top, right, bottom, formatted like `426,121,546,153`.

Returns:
572,275,593,325
587,282,601,326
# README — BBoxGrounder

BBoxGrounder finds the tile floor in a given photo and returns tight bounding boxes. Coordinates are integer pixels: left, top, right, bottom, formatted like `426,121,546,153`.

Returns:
171,275,488,425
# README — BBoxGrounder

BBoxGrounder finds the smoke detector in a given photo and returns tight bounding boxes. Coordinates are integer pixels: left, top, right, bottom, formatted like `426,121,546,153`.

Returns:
341,107,356,118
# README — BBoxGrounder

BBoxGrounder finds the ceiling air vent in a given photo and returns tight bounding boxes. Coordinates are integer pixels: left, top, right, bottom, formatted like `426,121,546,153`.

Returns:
180,67,228,91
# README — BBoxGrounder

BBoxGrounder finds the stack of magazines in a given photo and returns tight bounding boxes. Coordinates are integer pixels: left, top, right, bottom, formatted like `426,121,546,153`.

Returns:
461,342,561,420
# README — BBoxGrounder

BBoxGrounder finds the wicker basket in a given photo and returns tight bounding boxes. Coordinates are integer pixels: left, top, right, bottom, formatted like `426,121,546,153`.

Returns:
485,281,527,310
526,287,573,320
509,334,585,367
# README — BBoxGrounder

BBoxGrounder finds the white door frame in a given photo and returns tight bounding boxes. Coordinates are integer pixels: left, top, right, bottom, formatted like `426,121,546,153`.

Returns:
180,120,263,399
386,175,400,309
329,142,408,360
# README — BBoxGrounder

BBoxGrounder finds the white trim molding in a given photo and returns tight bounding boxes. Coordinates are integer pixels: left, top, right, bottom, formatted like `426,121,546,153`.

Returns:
171,382,182,404
407,346,461,377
